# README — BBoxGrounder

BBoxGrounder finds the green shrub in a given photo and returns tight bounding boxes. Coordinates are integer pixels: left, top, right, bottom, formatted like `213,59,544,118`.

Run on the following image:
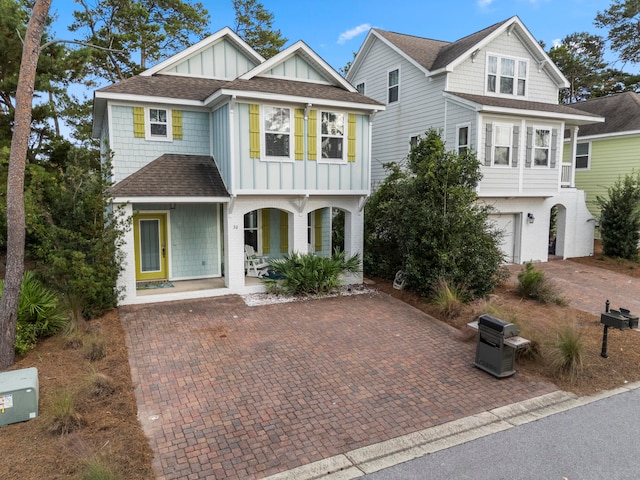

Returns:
597,171,640,260
0,271,67,355
517,262,566,305
430,278,466,318
548,322,584,381
264,249,360,296
48,390,83,435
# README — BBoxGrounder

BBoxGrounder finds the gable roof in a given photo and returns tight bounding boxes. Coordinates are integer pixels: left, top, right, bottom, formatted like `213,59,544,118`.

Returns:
568,92,640,137
348,17,567,87
446,92,604,125
110,154,229,199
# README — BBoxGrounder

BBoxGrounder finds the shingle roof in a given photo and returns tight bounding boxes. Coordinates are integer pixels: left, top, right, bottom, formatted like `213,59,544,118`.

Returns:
568,92,640,137
373,19,509,71
110,154,229,198
449,92,602,119
97,74,383,107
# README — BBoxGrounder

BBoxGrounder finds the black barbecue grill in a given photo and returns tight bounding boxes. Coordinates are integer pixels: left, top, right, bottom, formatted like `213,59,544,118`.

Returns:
474,314,520,378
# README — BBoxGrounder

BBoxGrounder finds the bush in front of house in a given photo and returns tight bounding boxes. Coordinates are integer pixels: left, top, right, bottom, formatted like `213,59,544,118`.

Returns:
264,249,360,296
597,171,640,260
517,262,566,305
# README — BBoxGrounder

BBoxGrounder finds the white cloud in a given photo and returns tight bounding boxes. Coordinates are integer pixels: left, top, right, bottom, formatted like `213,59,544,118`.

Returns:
477,0,495,7
337,24,371,45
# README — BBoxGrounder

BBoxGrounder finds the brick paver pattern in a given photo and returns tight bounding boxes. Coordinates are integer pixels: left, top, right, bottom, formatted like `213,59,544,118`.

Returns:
121,292,556,479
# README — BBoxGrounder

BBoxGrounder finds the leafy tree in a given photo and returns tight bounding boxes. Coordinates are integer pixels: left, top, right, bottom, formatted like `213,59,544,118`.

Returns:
597,171,640,259
69,0,210,82
595,0,640,65
233,0,287,59
0,0,51,370
365,129,505,299
548,33,608,103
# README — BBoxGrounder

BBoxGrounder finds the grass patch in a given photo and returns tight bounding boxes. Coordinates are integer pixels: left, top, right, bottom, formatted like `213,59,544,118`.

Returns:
84,334,107,362
48,390,84,435
85,369,116,398
430,278,466,319
81,457,119,480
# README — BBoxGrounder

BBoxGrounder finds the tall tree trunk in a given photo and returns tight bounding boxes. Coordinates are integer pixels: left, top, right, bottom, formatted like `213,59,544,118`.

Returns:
0,0,52,370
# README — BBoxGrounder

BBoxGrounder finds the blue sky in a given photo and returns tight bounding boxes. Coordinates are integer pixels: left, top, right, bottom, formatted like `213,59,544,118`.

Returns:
50,0,618,75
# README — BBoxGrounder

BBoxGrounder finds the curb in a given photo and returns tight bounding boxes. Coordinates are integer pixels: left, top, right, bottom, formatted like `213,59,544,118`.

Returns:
263,382,640,480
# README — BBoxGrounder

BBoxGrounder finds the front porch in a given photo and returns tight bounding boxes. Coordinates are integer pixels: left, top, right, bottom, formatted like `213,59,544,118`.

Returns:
132,276,265,304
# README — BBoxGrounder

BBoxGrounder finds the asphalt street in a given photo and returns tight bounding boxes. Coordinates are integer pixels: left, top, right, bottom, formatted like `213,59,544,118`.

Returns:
364,386,640,480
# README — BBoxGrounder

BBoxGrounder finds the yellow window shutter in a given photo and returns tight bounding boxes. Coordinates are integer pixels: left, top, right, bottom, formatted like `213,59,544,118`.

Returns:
172,110,182,140
314,209,323,252
133,107,145,138
261,209,270,254
250,104,261,158
294,108,304,160
308,109,317,160
280,211,289,252
348,113,356,162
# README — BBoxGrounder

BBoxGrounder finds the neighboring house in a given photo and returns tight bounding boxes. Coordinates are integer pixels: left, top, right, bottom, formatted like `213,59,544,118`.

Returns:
562,92,640,221
93,27,383,305
346,16,604,263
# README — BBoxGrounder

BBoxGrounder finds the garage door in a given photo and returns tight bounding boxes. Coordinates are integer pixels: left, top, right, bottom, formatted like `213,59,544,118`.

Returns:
489,214,517,263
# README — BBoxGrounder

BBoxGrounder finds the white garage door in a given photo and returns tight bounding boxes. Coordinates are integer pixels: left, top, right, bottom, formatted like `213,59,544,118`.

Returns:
489,214,517,263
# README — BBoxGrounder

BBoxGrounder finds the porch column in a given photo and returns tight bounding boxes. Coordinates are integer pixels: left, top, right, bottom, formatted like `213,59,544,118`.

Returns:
224,205,245,291
345,207,364,283
570,125,579,188
292,210,308,254
115,202,136,304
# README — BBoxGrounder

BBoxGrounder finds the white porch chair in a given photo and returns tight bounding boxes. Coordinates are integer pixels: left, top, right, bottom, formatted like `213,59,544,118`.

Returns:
244,245,269,278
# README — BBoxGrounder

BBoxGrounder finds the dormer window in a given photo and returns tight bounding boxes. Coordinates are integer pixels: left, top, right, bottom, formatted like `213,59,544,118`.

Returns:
487,54,527,97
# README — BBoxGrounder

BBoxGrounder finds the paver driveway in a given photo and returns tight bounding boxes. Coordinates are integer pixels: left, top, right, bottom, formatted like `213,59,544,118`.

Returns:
121,291,555,479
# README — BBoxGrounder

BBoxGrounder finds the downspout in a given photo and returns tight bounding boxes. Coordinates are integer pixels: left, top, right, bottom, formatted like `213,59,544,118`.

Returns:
368,110,377,194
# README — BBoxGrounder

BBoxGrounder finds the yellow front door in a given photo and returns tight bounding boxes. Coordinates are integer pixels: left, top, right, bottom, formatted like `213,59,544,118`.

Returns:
133,213,168,281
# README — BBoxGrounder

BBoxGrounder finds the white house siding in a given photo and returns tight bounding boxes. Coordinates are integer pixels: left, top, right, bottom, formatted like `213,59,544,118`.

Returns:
264,55,327,82
443,100,476,151
447,30,558,103
233,103,370,193
349,37,447,186
165,38,258,79
110,105,210,183
212,104,231,188
478,115,562,196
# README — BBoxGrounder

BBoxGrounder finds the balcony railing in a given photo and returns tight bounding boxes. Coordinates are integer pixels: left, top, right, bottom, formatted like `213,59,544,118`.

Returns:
561,163,573,188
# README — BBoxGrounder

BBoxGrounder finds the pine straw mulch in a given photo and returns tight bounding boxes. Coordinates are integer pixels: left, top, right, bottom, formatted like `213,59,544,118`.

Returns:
1,246,639,478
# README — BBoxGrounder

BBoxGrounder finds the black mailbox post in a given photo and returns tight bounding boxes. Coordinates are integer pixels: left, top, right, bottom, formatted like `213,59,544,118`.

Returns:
600,300,638,358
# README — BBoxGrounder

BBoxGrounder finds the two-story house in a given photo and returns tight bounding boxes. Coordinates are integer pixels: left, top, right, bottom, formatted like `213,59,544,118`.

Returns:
93,27,383,305
346,16,603,263
563,92,640,221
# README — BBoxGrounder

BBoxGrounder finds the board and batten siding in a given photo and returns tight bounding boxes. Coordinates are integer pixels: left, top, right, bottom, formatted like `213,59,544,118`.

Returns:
109,105,210,183
232,103,370,193
211,104,231,187
447,30,559,104
574,135,640,217
349,36,447,186
479,115,562,196
163,38,258,79
264,54,328,83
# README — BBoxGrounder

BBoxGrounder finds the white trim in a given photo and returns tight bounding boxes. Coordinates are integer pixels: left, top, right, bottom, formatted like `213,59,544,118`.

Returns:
574,140,591,170
387,65,401,105
569,130,640,141
230,189,371,196
531,125,553,168
492,123,513,167
455,122,471,154
261,105,294,162
317,109,347,164
95,91,205,108
144,106,172,142
113,196,230,204
485,52,529,99
141,27,264,77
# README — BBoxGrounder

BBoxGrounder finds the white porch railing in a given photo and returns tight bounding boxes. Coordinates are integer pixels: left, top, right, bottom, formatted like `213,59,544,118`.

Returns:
561,163,573,187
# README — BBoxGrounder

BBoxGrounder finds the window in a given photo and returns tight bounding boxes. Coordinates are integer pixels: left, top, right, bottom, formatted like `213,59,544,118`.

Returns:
534,128,551,167
264,106,292,158
142,107,172,141
388,68,399,103
410,135,420,150
457,125,470,154
356,82,365,94
487,54,527,97
244,210,259,251
575,142,590,169
493,125,512,166
320,111,345,160
149,109,167,137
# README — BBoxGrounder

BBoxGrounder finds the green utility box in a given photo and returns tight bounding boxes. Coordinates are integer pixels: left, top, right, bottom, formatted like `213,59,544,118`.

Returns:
0,367,39,427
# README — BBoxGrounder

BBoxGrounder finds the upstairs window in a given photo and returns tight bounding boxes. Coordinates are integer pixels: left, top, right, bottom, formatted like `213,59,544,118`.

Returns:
534,128,551,167
575,142,590,169
320,111,345,161
388,68,399,103
493,125,512,166
356,82,365,94
264,106,292,159
457,125,470,154
487,54,528,97
149,108,168,137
